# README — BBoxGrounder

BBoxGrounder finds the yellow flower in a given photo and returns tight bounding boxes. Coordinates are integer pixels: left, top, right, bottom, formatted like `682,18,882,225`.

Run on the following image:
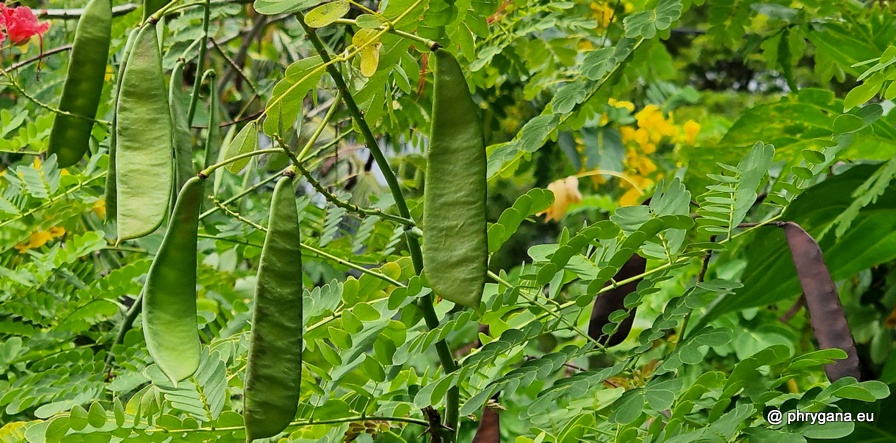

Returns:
60,169,70,176
92,198,106,219
578,39,594,51
626,148,657,175
540,176,583,222
642,142,657,154
105,65,114,82
15,230,52,253
683,120,701,144
634,128,650,145
636,156,657,175
33,157,42,168
608,98,635,112
14,227,66,253
590,2,615,29
634,105,662,129
619,126,637,144
619,175,653,207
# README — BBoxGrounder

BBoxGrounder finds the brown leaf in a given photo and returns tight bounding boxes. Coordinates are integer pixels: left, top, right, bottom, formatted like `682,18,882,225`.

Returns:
779,221,862,381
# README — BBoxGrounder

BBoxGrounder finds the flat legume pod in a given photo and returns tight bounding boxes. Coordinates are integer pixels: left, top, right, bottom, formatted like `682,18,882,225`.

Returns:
47,0,112,168
105,28,140,223
142,176,203,384
244,175,304,441
588,253,646,347
116,23,174,241
422,48,487,309
780,221,862,381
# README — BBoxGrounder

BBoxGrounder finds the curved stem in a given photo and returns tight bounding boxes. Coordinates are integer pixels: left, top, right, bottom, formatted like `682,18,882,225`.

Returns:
297,91,342,161
211,200,405,287
295,163,415,226
0,67,110,126
103,291,143,368
186,0,212,126
332,18,436,48
199,148,280,177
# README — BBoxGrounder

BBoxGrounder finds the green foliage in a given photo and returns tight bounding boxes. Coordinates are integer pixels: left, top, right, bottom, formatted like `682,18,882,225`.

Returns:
3,0,896,441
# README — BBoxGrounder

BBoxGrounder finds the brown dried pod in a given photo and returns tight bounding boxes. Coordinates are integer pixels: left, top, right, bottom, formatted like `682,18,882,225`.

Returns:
779,221,862,381
588,253,647,347
472,396,501,443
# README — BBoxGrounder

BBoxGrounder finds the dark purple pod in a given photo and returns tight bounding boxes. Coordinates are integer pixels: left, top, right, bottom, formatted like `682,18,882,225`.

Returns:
589,253,647,347
779,221,861,381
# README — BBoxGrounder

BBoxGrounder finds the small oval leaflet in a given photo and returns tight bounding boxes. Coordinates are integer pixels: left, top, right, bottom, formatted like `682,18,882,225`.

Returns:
221,121,259,173
356,14,385,28
305,1,350,28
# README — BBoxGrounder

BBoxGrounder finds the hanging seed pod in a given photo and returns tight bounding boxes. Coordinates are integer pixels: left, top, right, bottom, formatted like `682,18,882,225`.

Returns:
589,253,647,347
779,221,861,381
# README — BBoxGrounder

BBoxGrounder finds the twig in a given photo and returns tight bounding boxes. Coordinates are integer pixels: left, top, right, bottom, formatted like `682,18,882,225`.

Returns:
38,4,139,18
296,164,415,226
0,173,106,229
104,290,143,368
7,45,71,72
192,110,264,129
211,198,405,287
216,15,267,95
779,295,806,324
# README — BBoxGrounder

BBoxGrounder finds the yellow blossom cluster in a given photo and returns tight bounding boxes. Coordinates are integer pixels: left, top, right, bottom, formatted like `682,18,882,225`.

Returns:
612,103,701,206
92,198,106,219
14,226,66,253
590,2,634,29
590,2,615,29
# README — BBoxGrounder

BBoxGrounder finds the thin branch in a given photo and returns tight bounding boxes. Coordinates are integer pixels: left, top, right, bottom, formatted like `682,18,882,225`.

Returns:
161,414,442,435
211,198,405,287
296,164,415,226
779,295,806,324
0,68,110,126
199,169,283,220
191,110,264,129
186,0,213,126
104,290,143,367
7,45,71,72
216,14,267,96
38,4,139,18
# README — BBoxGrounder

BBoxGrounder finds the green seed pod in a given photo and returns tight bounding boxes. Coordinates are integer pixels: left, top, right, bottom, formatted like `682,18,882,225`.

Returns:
169,60,195,198
780,221,862,381
142,175,203,384
47,0,112,168
422,48,488,309
115,23,174,241
244,175,304,441
105,27,140,223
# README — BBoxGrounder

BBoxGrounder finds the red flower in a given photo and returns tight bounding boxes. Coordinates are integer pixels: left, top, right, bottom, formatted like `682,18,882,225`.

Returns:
0,4,50,45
